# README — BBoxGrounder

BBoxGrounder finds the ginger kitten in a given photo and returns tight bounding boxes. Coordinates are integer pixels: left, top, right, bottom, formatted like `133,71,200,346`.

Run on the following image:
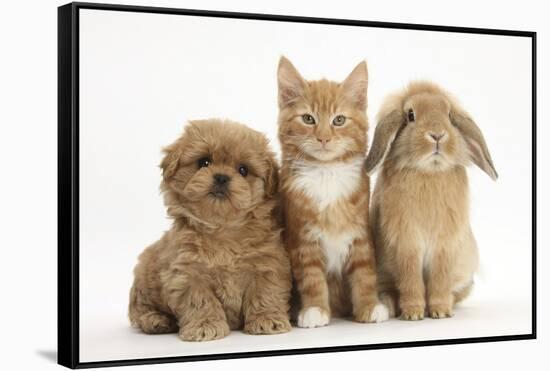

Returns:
277,57,388,327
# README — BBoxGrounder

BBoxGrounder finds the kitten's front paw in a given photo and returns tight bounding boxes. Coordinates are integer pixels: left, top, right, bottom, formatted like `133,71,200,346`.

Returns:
400,305,425,321
179,319,230,341
297,306,330,328
244,313,291,335
429,304,454,319
379,292,398,318
355,302,389,323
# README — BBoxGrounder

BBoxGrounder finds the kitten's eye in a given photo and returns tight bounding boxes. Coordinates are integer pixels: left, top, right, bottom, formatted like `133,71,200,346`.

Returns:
197,157,211,168
238,165,248,177
332,115,346,126
407,109,415,122
302,114,316,125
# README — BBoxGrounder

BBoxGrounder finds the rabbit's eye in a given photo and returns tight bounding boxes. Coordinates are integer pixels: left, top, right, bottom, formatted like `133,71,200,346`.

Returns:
407,109,415,122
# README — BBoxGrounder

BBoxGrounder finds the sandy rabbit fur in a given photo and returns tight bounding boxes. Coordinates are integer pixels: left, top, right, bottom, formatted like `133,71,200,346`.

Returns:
365,81,498,320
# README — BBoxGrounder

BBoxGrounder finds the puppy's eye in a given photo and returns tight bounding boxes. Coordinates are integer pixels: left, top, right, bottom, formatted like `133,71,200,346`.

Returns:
407,109,415,122
302,114,316,125
238,165,248,177
332,115,346,126
197,157,211,168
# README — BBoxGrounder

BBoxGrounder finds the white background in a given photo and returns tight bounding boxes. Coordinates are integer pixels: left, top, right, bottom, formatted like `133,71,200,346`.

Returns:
0,0,547,370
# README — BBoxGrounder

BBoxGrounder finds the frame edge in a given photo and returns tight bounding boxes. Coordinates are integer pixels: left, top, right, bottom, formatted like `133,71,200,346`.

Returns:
531,31,537,339
72,1,535,36
58,2,79,369
59,2,537,368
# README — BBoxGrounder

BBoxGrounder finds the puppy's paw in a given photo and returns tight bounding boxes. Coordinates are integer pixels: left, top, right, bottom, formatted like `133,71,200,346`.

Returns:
244,313,291,335
139,312,178,334
400,305,425,321
429,304,454,319
354,302,389,323
178,319,230,341
297,306,330,328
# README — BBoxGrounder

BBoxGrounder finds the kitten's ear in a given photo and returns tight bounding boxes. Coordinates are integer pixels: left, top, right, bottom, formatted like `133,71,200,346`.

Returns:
277,56,306,109
341,61,368,111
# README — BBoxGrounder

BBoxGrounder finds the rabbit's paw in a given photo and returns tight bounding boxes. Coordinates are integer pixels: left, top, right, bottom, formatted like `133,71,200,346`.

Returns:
400,305,425,321
429,304,454,319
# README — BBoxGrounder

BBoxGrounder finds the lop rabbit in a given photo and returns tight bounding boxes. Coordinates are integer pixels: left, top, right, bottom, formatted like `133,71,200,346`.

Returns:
365,81,498,320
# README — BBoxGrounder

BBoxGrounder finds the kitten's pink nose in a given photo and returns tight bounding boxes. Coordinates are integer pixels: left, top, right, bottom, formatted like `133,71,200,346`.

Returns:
317,138,331,145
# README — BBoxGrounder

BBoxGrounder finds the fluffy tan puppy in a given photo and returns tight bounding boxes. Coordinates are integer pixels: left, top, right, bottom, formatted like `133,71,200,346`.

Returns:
365,81,498,320
129,119,292,341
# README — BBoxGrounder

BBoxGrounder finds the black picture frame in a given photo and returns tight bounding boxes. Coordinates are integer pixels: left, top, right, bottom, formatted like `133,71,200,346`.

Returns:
58,2,537,369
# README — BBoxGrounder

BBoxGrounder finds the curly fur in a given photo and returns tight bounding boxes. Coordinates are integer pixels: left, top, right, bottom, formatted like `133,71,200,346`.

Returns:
365,81,498,320
129,119,292,341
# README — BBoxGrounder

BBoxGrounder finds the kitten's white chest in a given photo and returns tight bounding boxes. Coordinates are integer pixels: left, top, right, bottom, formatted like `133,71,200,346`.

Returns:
290,157,364,210
320,232,354,274
305,227,357,274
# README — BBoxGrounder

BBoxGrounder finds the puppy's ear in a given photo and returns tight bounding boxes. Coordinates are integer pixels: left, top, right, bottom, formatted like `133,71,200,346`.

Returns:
278,56,307,109
364,109,405,175
264,152,280,198
160,142,180,180
450,110,498,180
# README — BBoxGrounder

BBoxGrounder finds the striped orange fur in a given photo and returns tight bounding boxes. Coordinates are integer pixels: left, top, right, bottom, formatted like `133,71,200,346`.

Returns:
276,57,388,327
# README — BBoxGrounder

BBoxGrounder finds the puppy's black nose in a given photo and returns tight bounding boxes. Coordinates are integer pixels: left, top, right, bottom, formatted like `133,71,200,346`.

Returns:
213,173,230,185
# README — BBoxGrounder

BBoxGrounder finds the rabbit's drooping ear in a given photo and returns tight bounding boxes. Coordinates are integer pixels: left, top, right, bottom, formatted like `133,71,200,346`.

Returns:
364,109,405,175
277,56,307,109
450,111,498,181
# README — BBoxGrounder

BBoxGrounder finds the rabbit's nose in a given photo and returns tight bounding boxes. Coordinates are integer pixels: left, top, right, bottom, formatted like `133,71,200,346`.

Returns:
429,132,446,142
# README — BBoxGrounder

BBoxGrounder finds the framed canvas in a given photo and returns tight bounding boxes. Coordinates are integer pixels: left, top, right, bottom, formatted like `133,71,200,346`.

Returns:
58,2,537,369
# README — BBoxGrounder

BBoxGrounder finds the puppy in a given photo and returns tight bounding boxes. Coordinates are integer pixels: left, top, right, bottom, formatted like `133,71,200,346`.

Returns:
129,119,292,341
